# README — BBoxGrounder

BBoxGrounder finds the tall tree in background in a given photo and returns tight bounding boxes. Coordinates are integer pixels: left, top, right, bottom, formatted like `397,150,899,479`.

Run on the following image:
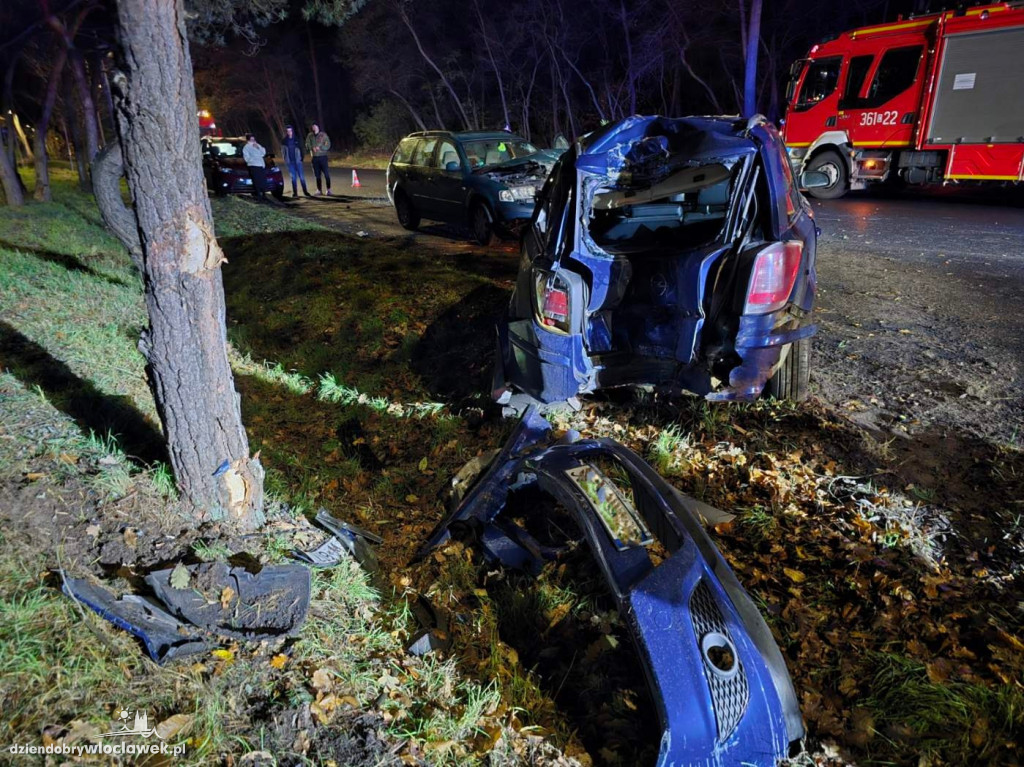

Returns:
108,0,265,530
743,0,763,117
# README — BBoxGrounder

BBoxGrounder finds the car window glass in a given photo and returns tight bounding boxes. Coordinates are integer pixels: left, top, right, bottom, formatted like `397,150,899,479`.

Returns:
208,141,243,158
410,138,437,167
395,137,418,163
796,56,842,107
865,46,922,106
839,54,874,109
461,138,537,168
434,141,460,170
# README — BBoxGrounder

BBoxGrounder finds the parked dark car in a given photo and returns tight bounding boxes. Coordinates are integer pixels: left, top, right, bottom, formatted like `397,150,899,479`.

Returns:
493,115,828,409
386,130,561,245
201,137,284,199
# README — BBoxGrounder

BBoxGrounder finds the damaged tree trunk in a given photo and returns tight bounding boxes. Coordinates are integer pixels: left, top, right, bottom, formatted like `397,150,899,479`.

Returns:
107,0,264,530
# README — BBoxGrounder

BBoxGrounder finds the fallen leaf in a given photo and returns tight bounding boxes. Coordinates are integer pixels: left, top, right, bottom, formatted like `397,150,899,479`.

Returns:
418,457,428,473
25,472,46,481
783,567,807,583
169,563,190,590
155,713,194,740
405,494,419,503
270,653,289,669
123,528,138,548
211,648,234,662
220,585,235,610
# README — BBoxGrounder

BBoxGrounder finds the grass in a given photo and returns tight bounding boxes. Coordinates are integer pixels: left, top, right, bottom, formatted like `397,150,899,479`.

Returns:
3,164,1022,766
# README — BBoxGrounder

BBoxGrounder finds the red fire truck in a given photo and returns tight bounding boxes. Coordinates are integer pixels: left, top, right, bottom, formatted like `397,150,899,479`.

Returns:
198,109,222,138
782,2,1024,198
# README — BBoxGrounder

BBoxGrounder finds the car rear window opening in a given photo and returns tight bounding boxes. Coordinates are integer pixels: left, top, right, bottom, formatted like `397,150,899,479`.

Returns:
586,160,741,254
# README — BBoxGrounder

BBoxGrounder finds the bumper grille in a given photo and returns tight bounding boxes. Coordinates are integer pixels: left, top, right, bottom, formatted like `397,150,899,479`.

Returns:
690,579,750,742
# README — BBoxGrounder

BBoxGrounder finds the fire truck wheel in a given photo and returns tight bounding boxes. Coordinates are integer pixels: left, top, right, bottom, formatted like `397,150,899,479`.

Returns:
764,337,811,402
806,150,848,200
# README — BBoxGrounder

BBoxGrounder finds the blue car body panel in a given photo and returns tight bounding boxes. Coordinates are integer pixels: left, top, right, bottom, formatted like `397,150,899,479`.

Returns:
497,115,818,405
419,409,804,765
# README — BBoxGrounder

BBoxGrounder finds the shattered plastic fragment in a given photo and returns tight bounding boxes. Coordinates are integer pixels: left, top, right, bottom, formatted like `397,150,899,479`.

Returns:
62,577,212,663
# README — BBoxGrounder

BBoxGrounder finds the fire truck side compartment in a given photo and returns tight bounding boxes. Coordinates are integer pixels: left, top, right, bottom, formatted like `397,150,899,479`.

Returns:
926,26,1024,145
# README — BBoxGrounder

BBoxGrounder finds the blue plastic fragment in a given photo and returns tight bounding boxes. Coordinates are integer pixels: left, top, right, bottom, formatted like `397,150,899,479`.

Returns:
212,459,230,477
419,407,804,766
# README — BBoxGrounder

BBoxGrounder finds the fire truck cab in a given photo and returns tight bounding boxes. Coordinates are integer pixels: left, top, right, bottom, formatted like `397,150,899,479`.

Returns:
198,109,222,138
782,2,1024,198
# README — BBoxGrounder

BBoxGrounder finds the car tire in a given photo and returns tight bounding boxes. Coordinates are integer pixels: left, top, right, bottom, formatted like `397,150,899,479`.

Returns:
394,190,420,230
272,188,284,201
805,150,848,200
471,202,497,247
764,336,811,402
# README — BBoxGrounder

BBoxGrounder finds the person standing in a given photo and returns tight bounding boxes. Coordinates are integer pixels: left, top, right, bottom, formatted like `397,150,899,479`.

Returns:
242,133,268,202
305,122,332,195
281,125,310,198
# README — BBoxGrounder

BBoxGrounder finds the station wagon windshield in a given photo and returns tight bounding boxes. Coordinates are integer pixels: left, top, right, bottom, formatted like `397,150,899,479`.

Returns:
461,138,538,168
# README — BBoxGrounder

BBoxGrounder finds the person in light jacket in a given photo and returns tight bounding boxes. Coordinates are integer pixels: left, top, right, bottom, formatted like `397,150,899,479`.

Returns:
242,133,268,202
305,123,332,195
281,125,310,198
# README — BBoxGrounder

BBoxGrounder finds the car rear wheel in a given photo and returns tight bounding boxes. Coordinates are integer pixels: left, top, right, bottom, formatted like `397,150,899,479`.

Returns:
764,337,811,401
394,190,420,230
272,188,284,201
805,150,848,200
471,202,496,247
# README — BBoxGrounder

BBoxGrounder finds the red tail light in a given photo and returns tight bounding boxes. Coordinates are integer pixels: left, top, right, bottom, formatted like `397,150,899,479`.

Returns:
744,241,803,314
533,269,571,333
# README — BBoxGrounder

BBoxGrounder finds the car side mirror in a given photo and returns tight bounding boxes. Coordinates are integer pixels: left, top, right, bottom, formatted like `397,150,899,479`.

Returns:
800,170,830,189
445,161,460,172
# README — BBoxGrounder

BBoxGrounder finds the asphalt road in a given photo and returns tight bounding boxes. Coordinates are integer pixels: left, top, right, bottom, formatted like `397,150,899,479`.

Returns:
282,168,1024,445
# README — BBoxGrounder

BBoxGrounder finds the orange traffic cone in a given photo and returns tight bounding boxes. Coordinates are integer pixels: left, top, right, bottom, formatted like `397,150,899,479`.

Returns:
351,169,361,188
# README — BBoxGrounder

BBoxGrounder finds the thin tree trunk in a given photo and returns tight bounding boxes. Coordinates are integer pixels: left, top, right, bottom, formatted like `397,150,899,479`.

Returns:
34,46,68,202
396,1,472,130
68,51,99,164
473,0,509,129
389,88,427,131
743,0,763,117
305,24,325,127
620,0,637,114
108,0,264,529
89,54,106,146
13,114,33,161
62,73,89,189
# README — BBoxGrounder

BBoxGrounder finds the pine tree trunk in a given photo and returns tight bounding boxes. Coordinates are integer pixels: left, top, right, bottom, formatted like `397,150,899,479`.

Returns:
107,0,264,530
34,48,68,202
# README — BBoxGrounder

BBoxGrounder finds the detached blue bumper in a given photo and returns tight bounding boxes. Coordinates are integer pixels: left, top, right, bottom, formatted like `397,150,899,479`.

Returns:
419,409,804,765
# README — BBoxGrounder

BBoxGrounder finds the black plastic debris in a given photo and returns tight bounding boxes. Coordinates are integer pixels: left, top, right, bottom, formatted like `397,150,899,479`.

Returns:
62,577,212,663
146,563,311,641
292,534,347,568
310,508,383,575
406,594,452,657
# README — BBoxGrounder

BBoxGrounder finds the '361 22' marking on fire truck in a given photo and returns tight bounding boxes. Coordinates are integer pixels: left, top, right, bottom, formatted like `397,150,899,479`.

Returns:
859,110,899,126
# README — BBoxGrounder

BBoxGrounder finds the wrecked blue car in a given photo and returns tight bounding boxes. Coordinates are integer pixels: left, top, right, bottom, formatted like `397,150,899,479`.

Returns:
493,115,821,407
419,409,804,765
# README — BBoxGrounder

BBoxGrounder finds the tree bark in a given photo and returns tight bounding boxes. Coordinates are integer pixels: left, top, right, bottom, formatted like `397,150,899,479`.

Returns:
108,0,264,530
0,134,25,207
472,0,509,129
92,141,142,269
34,46,68,202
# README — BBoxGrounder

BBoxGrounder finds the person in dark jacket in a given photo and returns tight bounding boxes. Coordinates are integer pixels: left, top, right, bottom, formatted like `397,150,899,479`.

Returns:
242,133,268,202
281,125,310,197
305,123,332,195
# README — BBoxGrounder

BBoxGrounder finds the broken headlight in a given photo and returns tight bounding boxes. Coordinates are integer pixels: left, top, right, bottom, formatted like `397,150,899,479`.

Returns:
498,185,537,203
